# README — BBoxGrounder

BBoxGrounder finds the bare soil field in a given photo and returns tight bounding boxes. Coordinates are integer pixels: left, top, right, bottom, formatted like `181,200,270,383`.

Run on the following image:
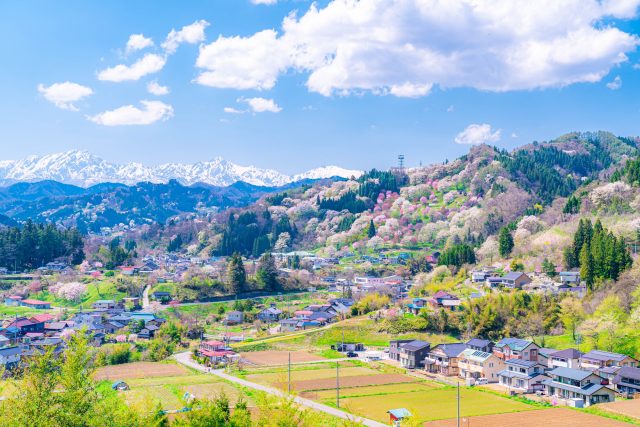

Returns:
282,373,419,392
600,399,640,420
94,362,190,380
241,350,326,365
424,408,631,427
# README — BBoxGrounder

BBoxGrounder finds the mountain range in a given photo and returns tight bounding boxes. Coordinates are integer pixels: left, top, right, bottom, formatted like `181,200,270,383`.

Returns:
0,150,363,187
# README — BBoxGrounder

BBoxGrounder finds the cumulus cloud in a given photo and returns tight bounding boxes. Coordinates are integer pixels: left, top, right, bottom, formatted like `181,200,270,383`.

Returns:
147,80,170,95
126,34,154,53
87,100,173,126
162,19,209,54
195,0,640,97
454,123,501,145
98,53,166,82
239,97,282,113
37,82,93,111
606,75,622,89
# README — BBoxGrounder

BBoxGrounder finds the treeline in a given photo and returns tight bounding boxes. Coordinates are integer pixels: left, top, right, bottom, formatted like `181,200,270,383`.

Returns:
0,220,84,271
215,210,297,257
611,156,640,185
564,218,632,288
318,191,368,213
437,243,476,267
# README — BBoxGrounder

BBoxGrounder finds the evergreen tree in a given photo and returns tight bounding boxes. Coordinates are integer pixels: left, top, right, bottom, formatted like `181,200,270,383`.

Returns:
226,253,246,294
498,227,514,258
579,243,594,290
256,252,279,291
367,219,376,238
542,258,557,277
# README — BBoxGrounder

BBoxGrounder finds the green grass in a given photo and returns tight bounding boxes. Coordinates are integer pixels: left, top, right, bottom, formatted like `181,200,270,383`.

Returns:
32,280,127,309
329,386,536,423
0,305,53,317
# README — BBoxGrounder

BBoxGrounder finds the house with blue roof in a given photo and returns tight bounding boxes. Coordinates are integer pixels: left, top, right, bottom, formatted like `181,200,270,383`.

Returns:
543,367,615,406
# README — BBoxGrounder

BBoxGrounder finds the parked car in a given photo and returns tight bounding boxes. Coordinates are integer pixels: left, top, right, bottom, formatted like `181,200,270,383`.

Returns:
346,352,358,358
475,378,489,385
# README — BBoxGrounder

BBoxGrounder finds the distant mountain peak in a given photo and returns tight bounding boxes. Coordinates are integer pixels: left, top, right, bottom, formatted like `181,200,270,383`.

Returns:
0,151,363,188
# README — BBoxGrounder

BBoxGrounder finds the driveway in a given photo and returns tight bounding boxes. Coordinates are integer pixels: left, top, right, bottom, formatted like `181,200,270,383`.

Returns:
173,352,388,427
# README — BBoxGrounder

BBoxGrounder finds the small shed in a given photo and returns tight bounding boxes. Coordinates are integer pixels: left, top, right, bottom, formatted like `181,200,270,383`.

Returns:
112,380,130,391
387,408,412,426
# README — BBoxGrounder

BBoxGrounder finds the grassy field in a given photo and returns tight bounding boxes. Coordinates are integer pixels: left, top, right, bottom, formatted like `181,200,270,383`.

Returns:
32,280,127,309
0,305,53,318
334,386,535,423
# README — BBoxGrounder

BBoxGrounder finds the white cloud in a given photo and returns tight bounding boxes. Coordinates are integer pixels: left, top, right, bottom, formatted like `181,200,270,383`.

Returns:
634,63,640,69
251,0,278,4
98,53,166,82
126,34,154,53
195,0,640,97
37,82,93,111
511,132,518,138
147,80,170,95
195,30,288,90
162,20,209,54
223,107,244,114
454,123,501,145
606,75,622,89
238,97,282,113
87,100,174,126
447,105,455,113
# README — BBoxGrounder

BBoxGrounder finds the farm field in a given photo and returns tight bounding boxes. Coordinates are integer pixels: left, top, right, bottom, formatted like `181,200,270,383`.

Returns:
600,399,640,420
245,365,377,386
424,407,633,426
94,361,191,381
241,350,327,365
301,381,437,399
333,386,535,423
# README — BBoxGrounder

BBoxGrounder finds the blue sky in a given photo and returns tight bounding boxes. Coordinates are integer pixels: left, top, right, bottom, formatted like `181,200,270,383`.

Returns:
1,0,640,174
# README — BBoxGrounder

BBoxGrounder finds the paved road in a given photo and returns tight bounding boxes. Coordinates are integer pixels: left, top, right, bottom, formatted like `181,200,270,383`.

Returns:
173,352,388,427
142,284,150,308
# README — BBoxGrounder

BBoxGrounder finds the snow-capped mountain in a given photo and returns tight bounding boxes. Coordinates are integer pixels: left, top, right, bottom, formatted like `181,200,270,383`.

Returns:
0,150,362,188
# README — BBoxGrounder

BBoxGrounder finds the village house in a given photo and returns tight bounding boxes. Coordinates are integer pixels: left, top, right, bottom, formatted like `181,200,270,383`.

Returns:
498,359,548,393
580,350,638,370
257,303,283,323
406,298,428,315
6,317,44,335
429,291,461,311
92,300,117,310
425,343,467,376
458,348,505,383
389,339,414,362
492,272,532,289
559,271,581,285
548,348,582,370
543,367,615,406
466,338,494,353
0,346,21,370
197,340,236,365
397,340,430,369
612,366,640,396
225,310,244,325
19,299,51,309
493,338,540,362
4,295,23,306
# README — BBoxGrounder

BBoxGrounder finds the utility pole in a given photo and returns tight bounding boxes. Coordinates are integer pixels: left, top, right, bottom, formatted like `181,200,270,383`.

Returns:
457,381,460,427
288,352,291,394
336,361,340,408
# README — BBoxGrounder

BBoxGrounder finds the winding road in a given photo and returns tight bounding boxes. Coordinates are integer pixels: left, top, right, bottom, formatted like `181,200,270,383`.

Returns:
173,352,388,427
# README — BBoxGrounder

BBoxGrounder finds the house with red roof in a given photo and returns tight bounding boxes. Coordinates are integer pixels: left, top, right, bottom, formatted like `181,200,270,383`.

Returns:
20,299,51,309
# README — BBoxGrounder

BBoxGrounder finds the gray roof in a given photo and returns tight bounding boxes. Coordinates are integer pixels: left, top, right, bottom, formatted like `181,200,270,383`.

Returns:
498,369,547,380
614,367,640,383
551,348,582,359
506,359,539,368
402,340,430,352
582,350,629,362
0,346,21,357
466,338,491,348
502,272,527,280
549,367,593,381
542,378,608,396
431,343,467,357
